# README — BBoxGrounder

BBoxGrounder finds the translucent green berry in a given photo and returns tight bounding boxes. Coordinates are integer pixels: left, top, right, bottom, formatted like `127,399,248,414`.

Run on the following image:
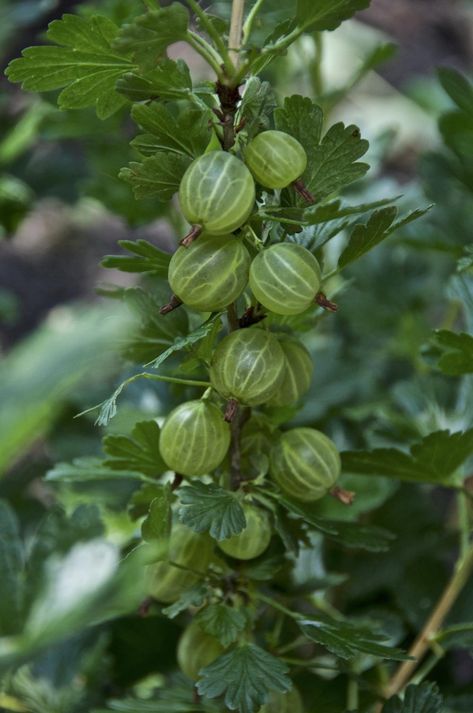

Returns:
245,130,307,189
218,503,272,560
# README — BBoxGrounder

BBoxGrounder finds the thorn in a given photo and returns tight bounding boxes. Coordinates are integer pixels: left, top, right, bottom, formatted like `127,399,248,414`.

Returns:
180,224,202,247
224,398,239,423
315,292,338,312
330,486,356,505
293,178,316,205
160,294,183,315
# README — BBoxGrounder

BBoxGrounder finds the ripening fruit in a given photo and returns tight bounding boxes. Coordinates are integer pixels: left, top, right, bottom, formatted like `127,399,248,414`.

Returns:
177,621,224,680
245,130,307,189
270,428,341,501
147,524,213,603
240,415,275,476
209,328,285,406
268,336,313,407
159,400,230,476
259,687,304,713
249,244,321,316
218,504,271,560
179,151,256,235
168,234,250,312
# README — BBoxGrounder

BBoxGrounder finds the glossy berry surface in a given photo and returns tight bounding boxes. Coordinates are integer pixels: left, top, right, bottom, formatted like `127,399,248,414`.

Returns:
179,151,255,235
249,243,321,315
177,621,224,680
269,428,340,501
159,400,230,476
147,525,213,603
245,130,307,189
218,503,271,560
209,328,285,406
168,234,250,312
269,336,313,406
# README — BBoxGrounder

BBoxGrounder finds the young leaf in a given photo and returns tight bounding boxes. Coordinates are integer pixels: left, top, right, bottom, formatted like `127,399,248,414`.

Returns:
338,207,398,267
5,14,133,119
383,682,443,713
146,313,223,370
238,77,278,138
117,59,192,102
274,95,323,179
113,3,189,69
141,485,172,543
196,603,249,647
161,583,208,619
45,457,147,483
299,615,408,661
102,239,171,276
296,0,371,32
178,482,246,541
0,501,24,635
103,420,166,477
197,644,292,713
431,329,473,375
131,102,211,159
119,152,191,200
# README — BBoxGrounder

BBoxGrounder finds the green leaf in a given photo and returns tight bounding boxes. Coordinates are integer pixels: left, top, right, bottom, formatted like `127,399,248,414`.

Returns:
197,644,291,713
296,0,371,32
146,313,223,370
104,420,166,477
431,330,473,375
141,485,173,543
299,615,409,661
438,67,473,116
161,583,208,619
0,501,24,635
119,152,191,200
178,482,246,541
113,3,189,68
342,429,473,486
117,59,192,102
196,603,249,647
436,622,473,651
129,483,166,520
131,102,211,159
304,196,400,225
274,95,323,181
45,457,147,483
238,77,278,138
102,240,171,276
5,14,132,119
384,682,443,713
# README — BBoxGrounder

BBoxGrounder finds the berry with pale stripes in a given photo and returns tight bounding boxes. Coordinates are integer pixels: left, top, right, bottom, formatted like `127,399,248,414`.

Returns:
244,130,307,189
179,151,255,235
249,243,321,315
270,428,340,501
177,621,224,680
269,336,313,406
159,400,230,476
218,503,271,560
209,328,285,406
168,234,250,312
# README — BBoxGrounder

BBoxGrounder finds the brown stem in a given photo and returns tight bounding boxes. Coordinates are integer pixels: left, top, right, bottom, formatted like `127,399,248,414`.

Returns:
180,224,202,247
224,398,239,423
293,179,316,205
216,81,241,150
160,294,183,315
171,473,184,491
330,486,355,506
380,545,473,706
315,292,338,312
239,305,266,328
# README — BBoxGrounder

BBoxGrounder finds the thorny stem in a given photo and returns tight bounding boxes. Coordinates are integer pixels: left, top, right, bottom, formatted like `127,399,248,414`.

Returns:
380,544,473,705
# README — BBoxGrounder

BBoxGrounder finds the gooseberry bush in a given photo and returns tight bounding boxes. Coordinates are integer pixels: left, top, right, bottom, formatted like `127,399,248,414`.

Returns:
5,2,473,713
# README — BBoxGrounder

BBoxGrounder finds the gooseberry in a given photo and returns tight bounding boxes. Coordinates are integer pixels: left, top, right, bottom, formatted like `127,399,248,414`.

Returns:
270,428,340,501
268,336,313,407
259,687,304,713
218,503,271,560
159,400,230,476
249,243,321,316
177,621,224,680
245,130,307,189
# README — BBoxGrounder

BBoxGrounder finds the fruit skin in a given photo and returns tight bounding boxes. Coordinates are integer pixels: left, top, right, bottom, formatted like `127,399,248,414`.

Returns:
245,130,307,189
209,328,285,406
218,503,272,560
241,415,275,476
159,400,230,477
147,524,213,603
268,336,313,407
249,244,321,316
259,687,304,713
269,428,340,502
177,621,224,680
179,151,255,235
168,234,250,312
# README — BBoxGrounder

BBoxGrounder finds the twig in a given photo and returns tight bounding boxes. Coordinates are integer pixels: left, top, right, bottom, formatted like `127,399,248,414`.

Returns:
228,0,245,70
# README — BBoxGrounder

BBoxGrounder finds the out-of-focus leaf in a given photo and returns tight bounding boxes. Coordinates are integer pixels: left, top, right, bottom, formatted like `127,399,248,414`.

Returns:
141,485,172,543
102,240,171,276
0,501,24,635
196,603,249,647
296,0,371,32
45,457,147,483
431,330,473,375
103,420,166,477
383,682,443,713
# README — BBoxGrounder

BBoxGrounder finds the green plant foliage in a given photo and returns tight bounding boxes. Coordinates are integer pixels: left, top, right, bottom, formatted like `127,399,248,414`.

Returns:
383,682,443,713
178,481,247,540
196,603,249,647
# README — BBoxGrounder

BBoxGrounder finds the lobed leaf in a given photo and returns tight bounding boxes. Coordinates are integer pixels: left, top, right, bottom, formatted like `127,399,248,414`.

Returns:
102,240,171,276
141,489,172,544
431,329,473,375
196,603,249,647
146,313,223,370
161,583,208,619
119,152,191,200
178,481,247,541
117,59,192,102
383,682,443,713
103,420,166,477
131,102,211,159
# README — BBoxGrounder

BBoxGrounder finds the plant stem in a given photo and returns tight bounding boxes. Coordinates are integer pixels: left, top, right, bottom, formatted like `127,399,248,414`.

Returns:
382,543,473,702
242,0,265,45
347,676,359,711
228,0,246,70
256,592,301,620
186,0,234,76
186,31,224,78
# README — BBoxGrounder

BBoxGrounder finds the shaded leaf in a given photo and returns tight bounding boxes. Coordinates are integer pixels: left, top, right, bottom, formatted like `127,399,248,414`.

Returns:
146,313,223,370
238,77,278,138
196,603,248,647
104,420,166,477
102,240,171,276
0,501,24,635
338,207,398,268
431,330,473,375
131,102,211,159
197,644,291,713
117,59,192,102
119,152,191,200
141,485,172,543
296,0,371,32
45,457,146,483
274,95,323,186
161,583,208,619
438,67,473,116
384,682,443,713
178,482,246,541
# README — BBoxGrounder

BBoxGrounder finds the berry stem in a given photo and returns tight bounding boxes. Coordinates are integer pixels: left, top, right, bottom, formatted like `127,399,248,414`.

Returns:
228,0,245,71
180,224,202,247
315,292,338,312
160,294,183,315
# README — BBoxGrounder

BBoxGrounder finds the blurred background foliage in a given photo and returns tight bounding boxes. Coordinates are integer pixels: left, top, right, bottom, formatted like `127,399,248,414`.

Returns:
0,0,473,711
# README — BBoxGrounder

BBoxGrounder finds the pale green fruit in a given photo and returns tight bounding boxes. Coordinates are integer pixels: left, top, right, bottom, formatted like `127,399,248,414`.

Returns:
177,621,224,680
218,504,271,560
